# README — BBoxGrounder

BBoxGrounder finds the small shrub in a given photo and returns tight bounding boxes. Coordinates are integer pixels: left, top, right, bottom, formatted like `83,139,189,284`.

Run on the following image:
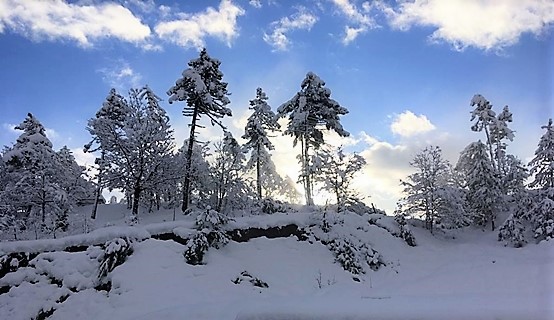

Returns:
196,207,230,231
98,237,133,279
261,198,286,214
498,214,527,247
183,232,209,265
395,215,417,247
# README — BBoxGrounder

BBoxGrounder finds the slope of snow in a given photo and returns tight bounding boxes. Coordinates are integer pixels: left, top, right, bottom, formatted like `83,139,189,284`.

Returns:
1,210,553,320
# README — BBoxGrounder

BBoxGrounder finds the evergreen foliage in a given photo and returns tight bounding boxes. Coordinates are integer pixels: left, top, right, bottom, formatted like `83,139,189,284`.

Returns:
456,141,502,231
242,87,283,200
98,237,133,279
277,72,349,206
167,48,232,212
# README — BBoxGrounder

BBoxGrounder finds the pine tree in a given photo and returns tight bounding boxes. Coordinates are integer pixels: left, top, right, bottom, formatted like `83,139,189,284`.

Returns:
56,146,95,206
242,87,281,200
85,88,129,219
528,118,554,241
470,94,498,170
167,48,232,212
491,105,515,174
2,113,66,235
277,72,349,205
456,141,502,231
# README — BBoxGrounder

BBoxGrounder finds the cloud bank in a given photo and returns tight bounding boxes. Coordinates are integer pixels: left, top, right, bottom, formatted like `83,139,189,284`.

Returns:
0,0,151,47
384,0,554,51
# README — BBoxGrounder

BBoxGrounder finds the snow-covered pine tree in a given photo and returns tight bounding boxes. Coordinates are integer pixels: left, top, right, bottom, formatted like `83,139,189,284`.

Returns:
491,105,515,176
0,154,23,239
85,88,128,219
528,118,554,241
167,48,232,212
313,145,366,212
456,141,502,231
435,184,470,229
470,94,498,170
55,146,95,207
277,72,349,206
242,87,282,200
2,114,66,235
398,146,452,233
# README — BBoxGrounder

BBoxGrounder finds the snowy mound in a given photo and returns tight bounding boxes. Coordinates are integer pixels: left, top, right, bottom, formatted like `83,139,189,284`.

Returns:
1,210,553,320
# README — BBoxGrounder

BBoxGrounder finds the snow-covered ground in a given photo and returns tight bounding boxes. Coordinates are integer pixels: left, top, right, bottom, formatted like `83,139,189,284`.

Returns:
1,205,553,320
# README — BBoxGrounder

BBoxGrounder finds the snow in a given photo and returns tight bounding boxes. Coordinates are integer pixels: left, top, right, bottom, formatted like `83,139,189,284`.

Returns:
0,225,149,255
1,209,553,319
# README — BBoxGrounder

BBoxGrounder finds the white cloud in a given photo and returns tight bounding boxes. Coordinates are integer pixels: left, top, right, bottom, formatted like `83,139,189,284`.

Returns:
2,123,17,134
98,61,142,91
71,147,96,168
263,7,318,51
0,0,151,47
45,127,59,142
330,0,378,44
155,0,245,48
390,110,436,137
384,0,554,51
125,0,156,13
249,0,262,9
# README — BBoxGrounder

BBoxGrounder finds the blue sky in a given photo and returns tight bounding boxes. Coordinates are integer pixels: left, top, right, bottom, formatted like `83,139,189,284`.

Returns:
0,0,552,212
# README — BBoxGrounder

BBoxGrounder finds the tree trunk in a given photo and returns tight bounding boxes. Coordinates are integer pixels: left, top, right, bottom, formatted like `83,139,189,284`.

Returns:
303,137,313,206
256,144,262,200
41,176,46,223
91,184,102,219
484,125,496,171
132,184,141,218
182,107,199,213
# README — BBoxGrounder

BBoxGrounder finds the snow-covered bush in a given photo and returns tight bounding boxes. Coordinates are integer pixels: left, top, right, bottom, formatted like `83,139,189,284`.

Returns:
394,215,417,247
183,207,231,265
498,214,526,247
309,212,383,274
261,198,286,214
195,207,230,231
0,252,34,278
98,237,133,279
232,271,269,288
183,232,209,265
327,238,364,274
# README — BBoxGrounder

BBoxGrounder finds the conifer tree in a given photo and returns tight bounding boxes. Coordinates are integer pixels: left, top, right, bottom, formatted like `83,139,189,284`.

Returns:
85,88,128,219
242,87,281,200
528,118,554,241
277,72,349,205
456,141,502,231
2,114,65,234
167,48,232,212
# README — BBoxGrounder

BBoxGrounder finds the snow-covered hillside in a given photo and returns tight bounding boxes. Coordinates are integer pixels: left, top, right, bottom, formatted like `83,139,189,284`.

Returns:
0,205,552,320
